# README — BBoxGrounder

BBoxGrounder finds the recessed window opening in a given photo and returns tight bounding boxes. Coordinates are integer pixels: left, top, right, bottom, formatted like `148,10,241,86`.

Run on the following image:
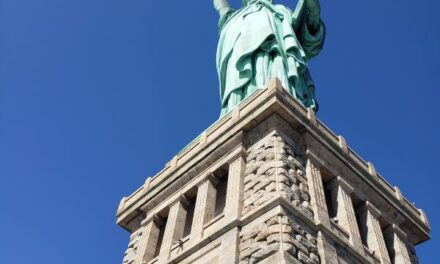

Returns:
321,169,337,220
183,189,197,238
153,212,168,258
214,169,228,217
353,200,368,247
382,224,395,263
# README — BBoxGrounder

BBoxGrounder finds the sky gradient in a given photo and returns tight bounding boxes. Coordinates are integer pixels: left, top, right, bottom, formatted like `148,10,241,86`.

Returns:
1,0,439,263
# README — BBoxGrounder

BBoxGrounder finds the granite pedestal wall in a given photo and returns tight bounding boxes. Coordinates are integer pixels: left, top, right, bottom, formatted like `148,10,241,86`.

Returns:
117,79,430,264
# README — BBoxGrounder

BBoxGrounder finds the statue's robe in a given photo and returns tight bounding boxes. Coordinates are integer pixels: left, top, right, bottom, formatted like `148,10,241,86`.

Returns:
217,0,325,115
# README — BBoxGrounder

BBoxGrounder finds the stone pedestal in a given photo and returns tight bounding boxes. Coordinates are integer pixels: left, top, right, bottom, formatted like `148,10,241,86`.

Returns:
118,80,430,264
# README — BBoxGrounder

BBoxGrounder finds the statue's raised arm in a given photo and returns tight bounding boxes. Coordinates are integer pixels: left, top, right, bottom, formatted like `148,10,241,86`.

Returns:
213,0,231,17
216,0,326,116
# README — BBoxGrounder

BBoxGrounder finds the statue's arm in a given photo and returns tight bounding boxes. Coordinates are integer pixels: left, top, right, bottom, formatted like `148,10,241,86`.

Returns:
304,0,321,34
213,0,232,17
298,0,325,58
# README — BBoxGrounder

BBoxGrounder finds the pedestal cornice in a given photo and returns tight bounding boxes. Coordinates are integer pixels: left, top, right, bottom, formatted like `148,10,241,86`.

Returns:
116,79,430,245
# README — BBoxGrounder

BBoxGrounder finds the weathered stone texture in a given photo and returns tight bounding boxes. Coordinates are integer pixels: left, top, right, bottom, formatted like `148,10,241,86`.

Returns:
335,245,359,264
243,133,313,219
117,83,430,264
239,214,320,264
122,227,143,264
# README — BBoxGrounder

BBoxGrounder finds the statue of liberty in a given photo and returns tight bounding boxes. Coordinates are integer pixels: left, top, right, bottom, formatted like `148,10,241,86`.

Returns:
214,0,325,116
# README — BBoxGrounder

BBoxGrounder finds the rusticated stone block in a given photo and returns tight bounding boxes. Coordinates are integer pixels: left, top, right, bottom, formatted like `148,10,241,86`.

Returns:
243,133,313,218
239,214,321,264
122,228,143,264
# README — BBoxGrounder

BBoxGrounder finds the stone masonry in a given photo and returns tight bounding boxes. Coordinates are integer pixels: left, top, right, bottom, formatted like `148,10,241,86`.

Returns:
239,213,320,264
122,227,143,264
243,133,313,219
117,79,431,264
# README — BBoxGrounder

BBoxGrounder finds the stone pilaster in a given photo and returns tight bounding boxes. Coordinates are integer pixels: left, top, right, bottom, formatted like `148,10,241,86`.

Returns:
159,198,188,261
218,227,240,264
225,156,245,221
133,220,160,264
384,224,412,264
306,159,331,228
359,202,391,264
316,231,338,264
329,177,363,251
306,160,337,264
190,178,217,242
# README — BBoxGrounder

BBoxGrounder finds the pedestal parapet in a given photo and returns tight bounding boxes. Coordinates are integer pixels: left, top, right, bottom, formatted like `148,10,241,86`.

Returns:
118,79,430,264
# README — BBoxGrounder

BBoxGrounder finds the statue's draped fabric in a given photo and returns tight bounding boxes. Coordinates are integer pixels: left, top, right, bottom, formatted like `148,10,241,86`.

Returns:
217,0,325,115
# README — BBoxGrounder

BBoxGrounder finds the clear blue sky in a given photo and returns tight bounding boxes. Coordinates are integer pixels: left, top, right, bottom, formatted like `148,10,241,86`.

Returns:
0,0,439,263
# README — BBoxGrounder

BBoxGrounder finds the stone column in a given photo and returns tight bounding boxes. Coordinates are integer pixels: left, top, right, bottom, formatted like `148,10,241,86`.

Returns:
384,224,412,264
224,156,245,221
359,202,391,264
133,219,161,264
329,177,363,251
306,159,331,228
159,198,188,260
190,178,217,242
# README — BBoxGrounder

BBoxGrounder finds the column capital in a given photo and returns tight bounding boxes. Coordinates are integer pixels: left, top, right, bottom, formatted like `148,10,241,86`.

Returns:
225,142,247,163
206,171,220,186
169,194,191,208
141,216,151,226
305,150,326,168
152,215,165,226
384,224,408,240
142,213,165,226
365,201,381,218
328,176,355,194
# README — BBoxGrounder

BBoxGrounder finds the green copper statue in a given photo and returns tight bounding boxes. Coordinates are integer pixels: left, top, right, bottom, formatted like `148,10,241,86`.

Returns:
214,0,325,116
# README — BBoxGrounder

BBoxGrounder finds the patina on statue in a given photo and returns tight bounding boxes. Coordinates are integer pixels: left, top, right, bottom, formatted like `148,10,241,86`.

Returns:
214,0,325,116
